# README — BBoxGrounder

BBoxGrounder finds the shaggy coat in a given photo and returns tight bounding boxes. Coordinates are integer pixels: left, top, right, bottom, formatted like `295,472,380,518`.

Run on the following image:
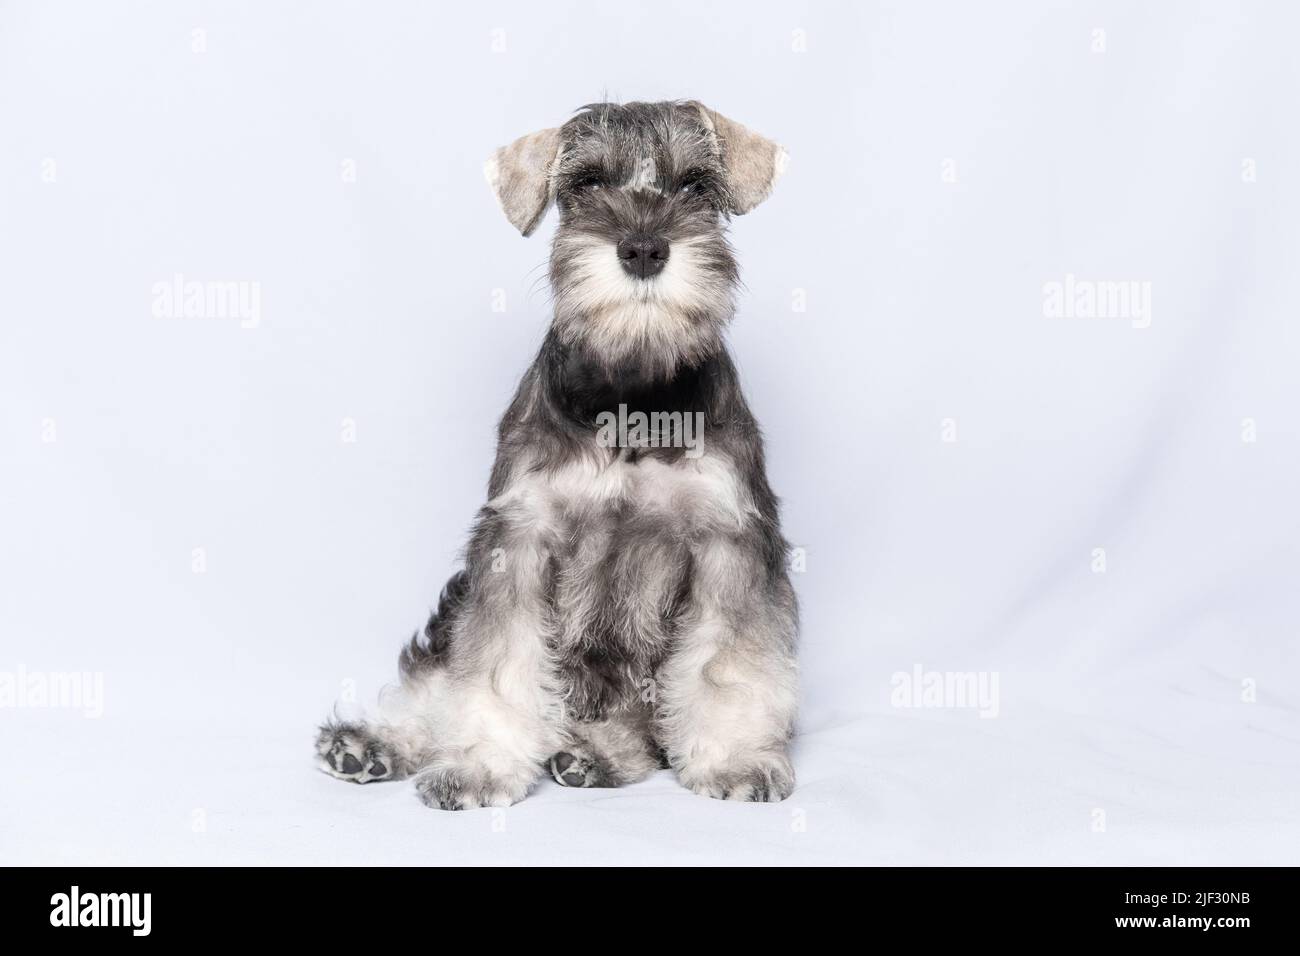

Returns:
317,101,798,808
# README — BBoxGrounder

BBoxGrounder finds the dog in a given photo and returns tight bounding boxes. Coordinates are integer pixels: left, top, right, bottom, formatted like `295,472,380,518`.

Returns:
316,100,798,809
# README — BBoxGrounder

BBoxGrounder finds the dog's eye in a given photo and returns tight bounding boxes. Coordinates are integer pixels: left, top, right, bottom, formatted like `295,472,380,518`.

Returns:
570,173,606,193
678,171,712,195
676,172,717,199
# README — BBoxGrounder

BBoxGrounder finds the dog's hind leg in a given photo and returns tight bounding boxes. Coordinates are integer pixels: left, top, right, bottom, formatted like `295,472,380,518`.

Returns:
550,711,661,788
314,676,451,784
315,573,467,784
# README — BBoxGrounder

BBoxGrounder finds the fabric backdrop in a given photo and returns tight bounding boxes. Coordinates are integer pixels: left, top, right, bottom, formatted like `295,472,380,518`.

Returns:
2,0,1297,864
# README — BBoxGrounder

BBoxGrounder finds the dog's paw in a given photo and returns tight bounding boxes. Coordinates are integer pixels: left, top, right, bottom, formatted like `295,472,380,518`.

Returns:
680,755,794,803
315,722,398,783
414,764,528,810
550,750,602,788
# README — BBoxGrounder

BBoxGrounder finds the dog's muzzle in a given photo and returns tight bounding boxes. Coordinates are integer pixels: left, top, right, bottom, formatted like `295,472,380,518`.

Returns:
616,234,670,279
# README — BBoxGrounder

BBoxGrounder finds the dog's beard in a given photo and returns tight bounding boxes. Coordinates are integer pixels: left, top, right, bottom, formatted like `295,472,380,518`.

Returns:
551,233,735,376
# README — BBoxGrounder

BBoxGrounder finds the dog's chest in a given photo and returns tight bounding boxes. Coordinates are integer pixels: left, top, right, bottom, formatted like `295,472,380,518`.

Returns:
495,450,753,716
547,450,751,533
492,448,754,559
542,451,753,717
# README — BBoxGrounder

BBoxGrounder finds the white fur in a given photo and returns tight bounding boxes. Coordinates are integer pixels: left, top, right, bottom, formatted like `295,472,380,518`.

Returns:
630,154,659,192
655,535,799,801
368,447,781,806
553,234,732,369
375,492,565,808
492,447,756,532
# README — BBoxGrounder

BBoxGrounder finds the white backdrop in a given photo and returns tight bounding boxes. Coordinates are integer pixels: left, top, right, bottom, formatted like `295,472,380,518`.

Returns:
2,0,1297,865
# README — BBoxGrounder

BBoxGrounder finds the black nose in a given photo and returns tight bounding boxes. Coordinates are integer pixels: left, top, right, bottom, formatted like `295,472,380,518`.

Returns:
616,234,670,278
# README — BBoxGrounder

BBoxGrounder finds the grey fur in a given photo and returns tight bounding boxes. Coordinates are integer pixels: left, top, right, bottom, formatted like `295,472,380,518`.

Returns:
316,101,798,809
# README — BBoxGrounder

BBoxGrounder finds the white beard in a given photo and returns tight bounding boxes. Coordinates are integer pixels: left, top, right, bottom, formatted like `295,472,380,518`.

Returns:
552,234,733,371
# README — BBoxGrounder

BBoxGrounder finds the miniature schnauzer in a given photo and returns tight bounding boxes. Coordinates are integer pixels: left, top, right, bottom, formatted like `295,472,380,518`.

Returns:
316,100,798,809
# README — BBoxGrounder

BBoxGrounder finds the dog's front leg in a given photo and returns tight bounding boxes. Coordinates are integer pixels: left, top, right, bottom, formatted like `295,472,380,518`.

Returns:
656,532,799,802
412,500,563,810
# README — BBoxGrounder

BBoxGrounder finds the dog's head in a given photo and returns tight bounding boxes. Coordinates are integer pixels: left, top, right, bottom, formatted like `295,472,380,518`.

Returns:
485,101,786,375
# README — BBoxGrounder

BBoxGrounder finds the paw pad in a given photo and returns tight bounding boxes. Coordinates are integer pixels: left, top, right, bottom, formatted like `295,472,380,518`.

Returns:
550,751,602,788
315,723,397,784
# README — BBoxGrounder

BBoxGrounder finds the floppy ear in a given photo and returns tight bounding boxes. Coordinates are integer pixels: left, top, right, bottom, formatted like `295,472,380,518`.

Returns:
484,127,564,236
693,104,788,215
